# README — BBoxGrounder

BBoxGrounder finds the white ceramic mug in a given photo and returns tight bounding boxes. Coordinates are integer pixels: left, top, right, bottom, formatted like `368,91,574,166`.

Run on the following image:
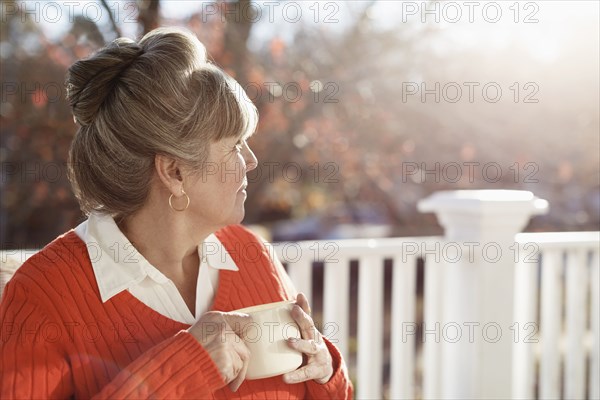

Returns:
235,300,303,380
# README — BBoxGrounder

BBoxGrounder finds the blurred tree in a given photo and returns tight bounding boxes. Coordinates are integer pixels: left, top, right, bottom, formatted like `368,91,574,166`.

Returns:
223,0,255,86
241,2,443,234
69,15,105,47
100,0,122,38
1,2,91,248
0,1,597,248
138,0,160,36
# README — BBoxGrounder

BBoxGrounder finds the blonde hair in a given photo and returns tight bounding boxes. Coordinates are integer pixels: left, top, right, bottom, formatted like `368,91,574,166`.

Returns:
65,27,257,219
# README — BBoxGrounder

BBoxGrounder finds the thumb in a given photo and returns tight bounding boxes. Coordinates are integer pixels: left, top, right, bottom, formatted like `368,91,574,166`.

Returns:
297,292,311,315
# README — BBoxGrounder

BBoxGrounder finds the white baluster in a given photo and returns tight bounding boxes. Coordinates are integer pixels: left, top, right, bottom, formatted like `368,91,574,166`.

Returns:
285,254,313,306
512,243,540,400
357,255,384,399
422,254,444,400
323,256,350,361
539,249,563,399
590,250,600,400
389,254,417,400
565,249,587,399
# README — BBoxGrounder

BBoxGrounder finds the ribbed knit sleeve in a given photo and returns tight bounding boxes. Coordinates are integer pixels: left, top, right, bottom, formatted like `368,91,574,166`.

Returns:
93,331,224,399
0,278,74,399
1,277,225,399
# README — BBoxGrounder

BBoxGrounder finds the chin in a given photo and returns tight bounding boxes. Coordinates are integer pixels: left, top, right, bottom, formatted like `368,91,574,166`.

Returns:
225,209,246,226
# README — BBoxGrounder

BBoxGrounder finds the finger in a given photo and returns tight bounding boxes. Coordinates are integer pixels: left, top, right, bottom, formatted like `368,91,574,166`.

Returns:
287,337,319,355
222,312,254,338
291,304,316,340
283,363,319,384
229,338,250,392
225,351,243,386
297,292,311,315
228,356,247,392
229,360,247,392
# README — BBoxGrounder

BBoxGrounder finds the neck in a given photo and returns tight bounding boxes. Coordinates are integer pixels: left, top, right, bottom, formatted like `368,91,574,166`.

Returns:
117,196,212,278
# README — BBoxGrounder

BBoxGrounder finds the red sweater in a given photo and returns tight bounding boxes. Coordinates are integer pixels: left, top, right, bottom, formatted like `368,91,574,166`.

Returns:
0,225,352,399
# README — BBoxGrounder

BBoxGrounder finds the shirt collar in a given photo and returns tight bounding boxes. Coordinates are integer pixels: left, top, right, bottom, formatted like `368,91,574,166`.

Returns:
76,212,238,303
200,234,239,271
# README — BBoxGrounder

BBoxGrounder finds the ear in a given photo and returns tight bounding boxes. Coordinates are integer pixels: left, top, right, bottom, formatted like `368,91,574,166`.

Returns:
154,154,184,196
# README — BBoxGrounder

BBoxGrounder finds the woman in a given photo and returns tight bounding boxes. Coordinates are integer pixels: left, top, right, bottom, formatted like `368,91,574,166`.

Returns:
0,27,352,399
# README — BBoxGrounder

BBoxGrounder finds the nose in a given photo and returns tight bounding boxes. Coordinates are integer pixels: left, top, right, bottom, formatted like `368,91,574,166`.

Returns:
244,143,258,172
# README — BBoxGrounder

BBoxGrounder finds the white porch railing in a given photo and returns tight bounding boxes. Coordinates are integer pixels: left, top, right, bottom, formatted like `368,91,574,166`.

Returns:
513,232,600,400
274,231,599,400
273,190,600,400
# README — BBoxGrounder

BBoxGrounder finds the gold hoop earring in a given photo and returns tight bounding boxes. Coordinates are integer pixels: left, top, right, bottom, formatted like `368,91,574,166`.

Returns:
168,188,190,212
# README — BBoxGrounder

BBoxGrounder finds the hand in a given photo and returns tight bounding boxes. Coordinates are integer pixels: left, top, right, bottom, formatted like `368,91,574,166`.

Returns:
283,293,334,385
188,311,253,392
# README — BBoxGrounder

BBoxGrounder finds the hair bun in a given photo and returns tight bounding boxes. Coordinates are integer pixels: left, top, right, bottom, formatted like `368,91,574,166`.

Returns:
66,38,143,126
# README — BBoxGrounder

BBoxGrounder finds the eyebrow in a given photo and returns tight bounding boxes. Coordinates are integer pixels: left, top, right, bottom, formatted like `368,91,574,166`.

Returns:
240,129,256,141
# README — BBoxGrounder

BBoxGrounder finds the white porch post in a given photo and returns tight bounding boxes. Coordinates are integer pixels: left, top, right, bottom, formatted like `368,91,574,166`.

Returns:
418,190,548,399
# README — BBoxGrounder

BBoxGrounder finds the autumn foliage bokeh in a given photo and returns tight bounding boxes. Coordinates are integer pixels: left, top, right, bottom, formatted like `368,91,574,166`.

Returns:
1,0,598,249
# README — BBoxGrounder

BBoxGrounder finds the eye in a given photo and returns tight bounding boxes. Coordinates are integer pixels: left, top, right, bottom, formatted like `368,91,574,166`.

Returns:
234,139,245,151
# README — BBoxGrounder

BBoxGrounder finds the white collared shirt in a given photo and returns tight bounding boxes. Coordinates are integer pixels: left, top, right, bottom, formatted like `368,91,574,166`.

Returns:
74,212,238,324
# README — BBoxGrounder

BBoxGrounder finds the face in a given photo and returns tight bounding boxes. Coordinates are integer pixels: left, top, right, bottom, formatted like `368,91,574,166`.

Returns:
184,135,258,232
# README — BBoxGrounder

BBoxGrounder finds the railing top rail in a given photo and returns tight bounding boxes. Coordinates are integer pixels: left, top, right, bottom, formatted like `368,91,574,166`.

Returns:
273,232,600,249
272,236,443,262
272,232,600,262
516,231,600,249
272,236,442,251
